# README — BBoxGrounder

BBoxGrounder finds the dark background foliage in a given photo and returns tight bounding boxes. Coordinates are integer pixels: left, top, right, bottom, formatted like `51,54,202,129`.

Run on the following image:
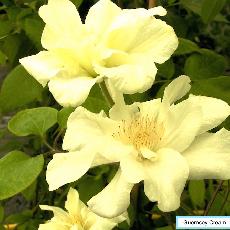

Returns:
0,0,229,229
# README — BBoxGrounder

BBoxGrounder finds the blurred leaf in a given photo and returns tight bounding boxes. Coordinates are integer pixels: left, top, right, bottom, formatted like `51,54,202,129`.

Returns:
184,49,226,79
174,38,199,55
156,226,172,230
180,0,203,15
191,76,230,103
0,65,43,112
157,59,175,79
57,107,74,129
4,210,33,224
22,17,44,50
165,12,188,37
0,50,7,65
17,219,41,230
21,181,37,201
0,20,13,38
0,205,4,222
8,107,58,137
208,193,225,215
201,0,226,23
189,180,205,208
1,34,22,66
0,151,43,200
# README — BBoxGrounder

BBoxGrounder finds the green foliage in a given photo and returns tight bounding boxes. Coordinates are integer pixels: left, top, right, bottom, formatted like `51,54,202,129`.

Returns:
0,65,43,113
82,85,110,113
8,107,58,137
191,76,230,102
174,38,199,55
188,180,206,208
184,49,226,79
201,0,226,23
157,59,175,79
0,206,4,223
58,107,75,129
0,151,43,200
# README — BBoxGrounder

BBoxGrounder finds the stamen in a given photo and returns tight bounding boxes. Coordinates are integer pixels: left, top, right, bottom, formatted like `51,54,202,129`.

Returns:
112,114,165,158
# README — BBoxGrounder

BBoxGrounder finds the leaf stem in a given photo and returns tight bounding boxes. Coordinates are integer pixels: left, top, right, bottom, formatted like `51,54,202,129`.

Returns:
53,129,64,151
42,138,55,152
203,180,224,216
219,180,230,214
99,81,114,108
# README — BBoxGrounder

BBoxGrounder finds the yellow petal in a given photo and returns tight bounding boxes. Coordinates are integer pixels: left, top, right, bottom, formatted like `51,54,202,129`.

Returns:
39,0,84,49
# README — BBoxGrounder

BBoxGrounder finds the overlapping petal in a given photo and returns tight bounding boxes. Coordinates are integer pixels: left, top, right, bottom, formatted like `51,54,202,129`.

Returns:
85,0,121,40
62,106,117,151
177,95,230,134
183,129,230,180
48,76,98,107
19,51,73,87
102,8,178,64
144,148,189,212
46,150,96,191
95,53,157,94
88,169,134,218
39,0,84,50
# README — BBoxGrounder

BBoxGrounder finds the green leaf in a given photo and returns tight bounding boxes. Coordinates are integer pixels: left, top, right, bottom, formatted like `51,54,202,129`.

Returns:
71,0,84,8
8,107,58,137
191,76,230,103
0,205,4,222
0,151,44,200
189,180,205,208
201,0,226,23
82,84,109,113
0,50,7,65
77,175,105,203
0,20,13,38
208,193,224,215
58,107,75,129
184,49,226,79
180,0,203,15
83,97,109,113
174,38,199,55
4,210,33,224
21,181,36,201
1,34,22,66
157,59,175,79
22,17,44,50
0,65,43,113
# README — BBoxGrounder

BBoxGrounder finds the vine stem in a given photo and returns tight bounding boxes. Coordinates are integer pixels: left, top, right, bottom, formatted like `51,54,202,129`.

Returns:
148,0,156,8
99,81,114,107
42,138,56,152
203,180,224,216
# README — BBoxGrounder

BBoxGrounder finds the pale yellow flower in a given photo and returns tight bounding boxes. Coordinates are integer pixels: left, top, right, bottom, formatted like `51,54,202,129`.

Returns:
19,0,178,107
38,188,127,230
46,75,230,217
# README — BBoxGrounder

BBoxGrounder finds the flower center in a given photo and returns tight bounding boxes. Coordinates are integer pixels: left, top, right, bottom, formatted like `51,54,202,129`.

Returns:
113,114,165,154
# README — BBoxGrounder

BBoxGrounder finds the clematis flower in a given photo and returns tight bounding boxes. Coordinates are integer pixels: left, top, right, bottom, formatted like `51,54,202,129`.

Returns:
46,75,230,218
19,0,178,107
38,188,127,230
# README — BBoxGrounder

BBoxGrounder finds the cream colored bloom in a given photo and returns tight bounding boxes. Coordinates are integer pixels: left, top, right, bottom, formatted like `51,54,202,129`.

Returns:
19,0,178,107
46,75,230,218
39,188,126,230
